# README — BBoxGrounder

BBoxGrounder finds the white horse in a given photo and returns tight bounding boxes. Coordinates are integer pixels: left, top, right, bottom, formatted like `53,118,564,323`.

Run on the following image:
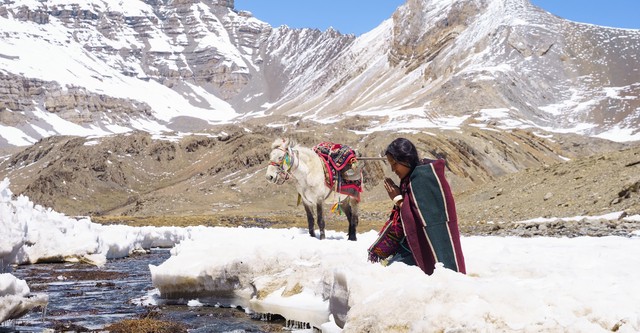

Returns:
265,138,360,241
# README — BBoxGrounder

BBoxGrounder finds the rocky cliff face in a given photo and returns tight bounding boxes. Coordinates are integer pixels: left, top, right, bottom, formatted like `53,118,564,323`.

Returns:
381,0,640,132
0,72,153,124
0,0,361,142
1,0,257,105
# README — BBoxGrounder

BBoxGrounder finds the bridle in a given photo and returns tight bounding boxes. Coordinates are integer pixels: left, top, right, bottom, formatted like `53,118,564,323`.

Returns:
269,146,297,183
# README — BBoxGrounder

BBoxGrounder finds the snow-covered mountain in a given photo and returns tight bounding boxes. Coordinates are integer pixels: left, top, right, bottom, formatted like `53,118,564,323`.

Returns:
1,0,639,149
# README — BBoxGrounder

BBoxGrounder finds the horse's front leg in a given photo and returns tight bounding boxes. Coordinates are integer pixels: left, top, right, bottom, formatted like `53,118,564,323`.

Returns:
316,202,325,240
303,203,316,238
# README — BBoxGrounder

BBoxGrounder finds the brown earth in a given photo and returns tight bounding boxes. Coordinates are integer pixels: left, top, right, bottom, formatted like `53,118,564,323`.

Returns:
457,145,640,223
1,121,638,237
92,142,640,238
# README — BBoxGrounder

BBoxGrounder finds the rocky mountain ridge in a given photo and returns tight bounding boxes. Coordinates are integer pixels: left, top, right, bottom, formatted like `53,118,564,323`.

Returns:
1,0,639,149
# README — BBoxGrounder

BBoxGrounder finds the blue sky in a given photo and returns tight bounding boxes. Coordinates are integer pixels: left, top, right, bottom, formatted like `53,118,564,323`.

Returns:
234,0,640,36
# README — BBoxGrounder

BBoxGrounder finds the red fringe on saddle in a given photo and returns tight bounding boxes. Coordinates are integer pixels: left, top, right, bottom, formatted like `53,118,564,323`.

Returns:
313,142,363,202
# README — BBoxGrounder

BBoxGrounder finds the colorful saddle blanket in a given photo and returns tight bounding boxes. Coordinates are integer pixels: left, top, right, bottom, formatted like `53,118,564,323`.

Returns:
313,142,363,201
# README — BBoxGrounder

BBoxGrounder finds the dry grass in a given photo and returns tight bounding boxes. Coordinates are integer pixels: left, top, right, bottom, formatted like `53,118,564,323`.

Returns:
104,318,187,333
91,213,304,228
91,208,389,235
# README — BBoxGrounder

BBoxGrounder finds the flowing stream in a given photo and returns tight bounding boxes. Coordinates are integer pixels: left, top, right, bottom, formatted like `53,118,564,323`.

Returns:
3,249,287,332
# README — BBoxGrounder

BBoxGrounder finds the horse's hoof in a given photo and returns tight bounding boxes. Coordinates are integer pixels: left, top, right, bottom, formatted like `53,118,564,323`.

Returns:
348,235,357,241
320,232,326,240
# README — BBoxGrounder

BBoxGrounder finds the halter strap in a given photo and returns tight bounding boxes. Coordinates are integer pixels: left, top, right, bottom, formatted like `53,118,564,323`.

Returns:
270,146,297,181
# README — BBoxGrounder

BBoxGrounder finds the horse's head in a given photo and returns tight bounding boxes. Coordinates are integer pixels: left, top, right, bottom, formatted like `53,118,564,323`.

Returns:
265,138,295,185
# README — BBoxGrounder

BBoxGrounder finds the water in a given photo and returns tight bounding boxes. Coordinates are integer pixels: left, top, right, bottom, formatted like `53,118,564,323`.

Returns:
4,249,287,332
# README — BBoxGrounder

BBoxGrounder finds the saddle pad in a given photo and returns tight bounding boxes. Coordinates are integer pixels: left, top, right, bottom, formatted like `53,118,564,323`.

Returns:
313,142,362,201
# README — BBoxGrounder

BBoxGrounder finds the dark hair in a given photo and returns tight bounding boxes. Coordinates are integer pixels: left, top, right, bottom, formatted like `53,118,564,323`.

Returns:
385,138,420,170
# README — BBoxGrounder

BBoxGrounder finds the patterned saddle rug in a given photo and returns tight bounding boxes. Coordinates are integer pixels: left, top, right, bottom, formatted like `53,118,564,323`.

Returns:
313,142,363,201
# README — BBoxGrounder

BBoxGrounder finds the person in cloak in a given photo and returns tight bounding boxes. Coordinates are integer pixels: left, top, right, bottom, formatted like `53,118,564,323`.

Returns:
368,138,466,275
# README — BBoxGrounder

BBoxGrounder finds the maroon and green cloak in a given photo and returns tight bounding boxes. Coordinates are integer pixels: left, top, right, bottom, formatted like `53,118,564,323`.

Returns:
368,159,466,275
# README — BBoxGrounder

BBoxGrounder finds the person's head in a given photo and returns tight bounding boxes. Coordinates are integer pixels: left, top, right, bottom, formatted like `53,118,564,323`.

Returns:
384,138,419,179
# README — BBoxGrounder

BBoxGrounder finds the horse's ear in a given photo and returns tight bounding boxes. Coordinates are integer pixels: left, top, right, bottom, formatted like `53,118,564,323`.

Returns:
282,137,296,149
272,138,285,149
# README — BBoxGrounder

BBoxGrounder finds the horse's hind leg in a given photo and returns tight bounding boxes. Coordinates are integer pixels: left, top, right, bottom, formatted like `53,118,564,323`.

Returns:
343,197,358,241
303,203,316,238
340,197,353,222
316,202,326,240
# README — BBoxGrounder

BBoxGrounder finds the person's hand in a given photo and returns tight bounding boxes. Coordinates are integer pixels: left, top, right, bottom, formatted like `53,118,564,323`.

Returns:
384,177,401,200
